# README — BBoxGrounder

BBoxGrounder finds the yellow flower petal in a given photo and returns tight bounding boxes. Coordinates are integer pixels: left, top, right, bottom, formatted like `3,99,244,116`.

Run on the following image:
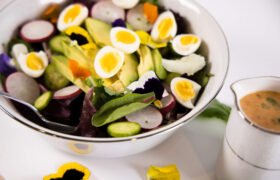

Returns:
44,162,91,180
147,164,180,180
136,31,167,49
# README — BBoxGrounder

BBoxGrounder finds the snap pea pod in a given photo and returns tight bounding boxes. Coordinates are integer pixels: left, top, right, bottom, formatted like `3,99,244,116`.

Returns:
92,92,155,127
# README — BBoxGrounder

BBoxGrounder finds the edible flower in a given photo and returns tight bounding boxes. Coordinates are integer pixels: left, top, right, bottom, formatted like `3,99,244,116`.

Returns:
112,19,127,28
41,4,61,24
136,31,167,48
0,53,17,76
64,26,93,46
68,59,91,80
147,164,180,180
43,162,91,180
143,2,159,24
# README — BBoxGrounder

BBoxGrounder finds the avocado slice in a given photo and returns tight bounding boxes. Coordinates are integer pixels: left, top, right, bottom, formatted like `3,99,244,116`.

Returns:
52,55,90,92
85,18,112,47
105,80,126,95
137,45,155,77
151,49,167,80
49,35,71,54
118,54,139,87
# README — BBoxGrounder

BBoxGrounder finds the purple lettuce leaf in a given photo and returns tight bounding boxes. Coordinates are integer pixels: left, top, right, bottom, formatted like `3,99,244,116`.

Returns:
77,88,99,137
171,10,187,35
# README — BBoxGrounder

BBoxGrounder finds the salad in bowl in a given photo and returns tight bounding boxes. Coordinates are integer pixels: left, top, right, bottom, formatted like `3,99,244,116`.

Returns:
0,0,228,157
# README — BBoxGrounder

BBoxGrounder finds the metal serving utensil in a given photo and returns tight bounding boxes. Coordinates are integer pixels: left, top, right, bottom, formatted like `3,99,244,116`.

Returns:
0,91,77,134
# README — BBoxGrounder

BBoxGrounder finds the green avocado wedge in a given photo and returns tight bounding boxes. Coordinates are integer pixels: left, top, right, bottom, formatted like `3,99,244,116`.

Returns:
137,45,155,77
151,48,167,80
85,18,112,47
92,92,156,127
117,54,139,87
49,35,71,54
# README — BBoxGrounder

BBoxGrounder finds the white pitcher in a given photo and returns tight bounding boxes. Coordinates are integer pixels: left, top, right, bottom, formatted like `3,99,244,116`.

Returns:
216,76,280,180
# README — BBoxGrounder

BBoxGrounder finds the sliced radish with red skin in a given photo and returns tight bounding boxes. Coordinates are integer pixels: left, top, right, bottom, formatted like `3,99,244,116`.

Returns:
126,106,163,129
5,72,40,104
127,4,153,31
160,95,176,115
91,0,125,23
20,20,55,43
39,84,48,93
53,85,82,100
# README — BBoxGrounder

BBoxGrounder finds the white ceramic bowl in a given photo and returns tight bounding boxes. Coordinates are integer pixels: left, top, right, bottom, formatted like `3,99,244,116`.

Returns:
0,0,229,157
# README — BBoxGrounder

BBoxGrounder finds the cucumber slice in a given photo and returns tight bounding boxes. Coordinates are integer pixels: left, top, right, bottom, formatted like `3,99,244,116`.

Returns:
107,122,141,137
34,91,53,111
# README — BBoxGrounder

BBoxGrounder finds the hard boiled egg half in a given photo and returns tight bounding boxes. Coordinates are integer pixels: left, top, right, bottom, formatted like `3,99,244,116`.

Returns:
57,4,88,31
112,0,139,9
110,27,140,54
151,11,177,43
171,77,201,109
172,34,201,56
94,46,125,78
17,51,48,78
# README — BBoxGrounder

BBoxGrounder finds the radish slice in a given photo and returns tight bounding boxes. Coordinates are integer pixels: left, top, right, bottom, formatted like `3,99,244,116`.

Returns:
91,0,125,24
127,4,153,31
112,0,139,9
20,20,55,43
160,95,176,115
53,85,82,100
5,72,40,104
126,106,163,129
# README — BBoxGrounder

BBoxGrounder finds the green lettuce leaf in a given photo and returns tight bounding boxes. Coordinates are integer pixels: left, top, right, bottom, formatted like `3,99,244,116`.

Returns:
199,99,231,122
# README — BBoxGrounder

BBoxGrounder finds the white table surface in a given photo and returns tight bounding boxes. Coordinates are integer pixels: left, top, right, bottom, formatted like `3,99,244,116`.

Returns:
0,0,279,179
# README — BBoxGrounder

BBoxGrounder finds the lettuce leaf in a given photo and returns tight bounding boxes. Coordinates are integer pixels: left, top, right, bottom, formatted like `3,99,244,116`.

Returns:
199,99,231,122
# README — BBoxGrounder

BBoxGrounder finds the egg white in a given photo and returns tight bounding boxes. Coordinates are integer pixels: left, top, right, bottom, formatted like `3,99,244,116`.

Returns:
57,4,88,32
17,51,48,78
172,34,201,56
112,0,139,9
171,77,201,109
162,54,206,76
11,43,28,60
151,11,177,43
94,46,125,78
110,27,140,54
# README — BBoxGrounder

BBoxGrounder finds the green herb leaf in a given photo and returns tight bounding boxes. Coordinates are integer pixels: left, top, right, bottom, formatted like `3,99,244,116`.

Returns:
188,65,213,88
92,92,155,127
92,86,117,109
199,99,231,122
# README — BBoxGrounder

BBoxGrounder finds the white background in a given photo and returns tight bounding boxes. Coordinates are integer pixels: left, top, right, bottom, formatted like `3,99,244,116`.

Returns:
0,0,279,179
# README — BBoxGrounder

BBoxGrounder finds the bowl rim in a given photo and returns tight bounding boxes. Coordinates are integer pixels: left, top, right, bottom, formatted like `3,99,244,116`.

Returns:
0,0,230,143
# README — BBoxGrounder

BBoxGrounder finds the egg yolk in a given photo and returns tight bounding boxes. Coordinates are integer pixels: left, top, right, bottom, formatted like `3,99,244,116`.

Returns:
100,52,120,73
116,31,136,44
180,36,198,46
64,4,81,23
26,53,44,70
175,80,195,101
158,18,173,39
